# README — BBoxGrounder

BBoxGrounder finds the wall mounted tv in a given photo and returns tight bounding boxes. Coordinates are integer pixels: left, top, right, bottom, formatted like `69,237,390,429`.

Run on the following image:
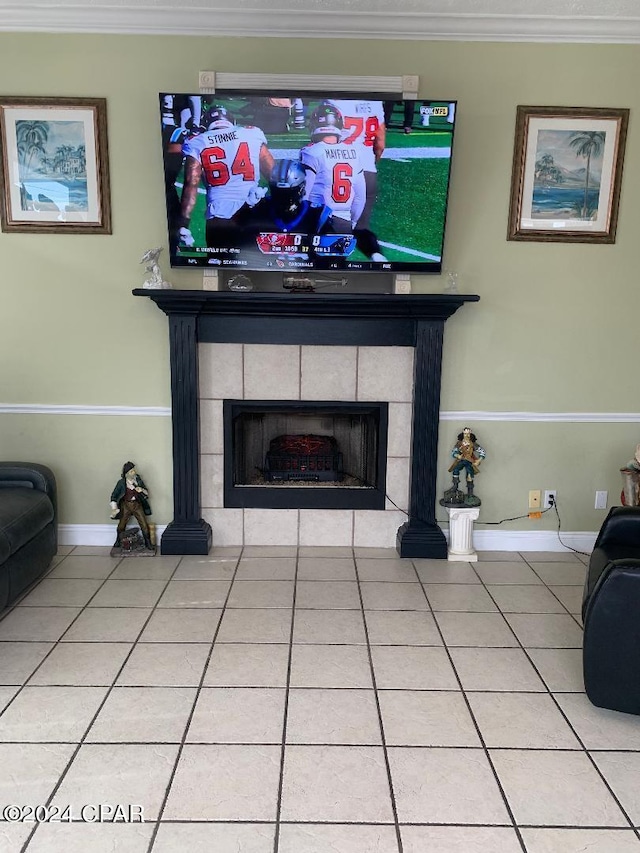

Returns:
160,92,457,274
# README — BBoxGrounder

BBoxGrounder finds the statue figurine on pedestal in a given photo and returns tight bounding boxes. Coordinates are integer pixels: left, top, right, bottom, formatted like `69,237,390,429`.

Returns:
620,443,640,506
440,427,486,508
110,462,156,556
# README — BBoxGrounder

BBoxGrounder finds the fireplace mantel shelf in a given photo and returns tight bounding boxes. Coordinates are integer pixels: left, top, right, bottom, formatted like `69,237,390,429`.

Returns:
133,289,479,321
135,287,480,558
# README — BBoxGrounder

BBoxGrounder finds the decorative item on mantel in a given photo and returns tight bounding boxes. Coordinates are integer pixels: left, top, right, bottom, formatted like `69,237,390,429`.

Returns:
443,270,459,294
621,443,640,506
109,462,156,556
440,427,486,562
140,247,172,289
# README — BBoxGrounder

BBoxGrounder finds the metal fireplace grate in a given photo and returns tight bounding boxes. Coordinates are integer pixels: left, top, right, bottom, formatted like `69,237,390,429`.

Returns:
265,434,344,482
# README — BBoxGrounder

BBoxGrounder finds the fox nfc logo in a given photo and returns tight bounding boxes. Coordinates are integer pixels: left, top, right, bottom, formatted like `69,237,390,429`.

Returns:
420,106,449,117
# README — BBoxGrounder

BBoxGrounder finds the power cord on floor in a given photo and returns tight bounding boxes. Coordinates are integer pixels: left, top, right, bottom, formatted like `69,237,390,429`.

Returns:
549,496,591,556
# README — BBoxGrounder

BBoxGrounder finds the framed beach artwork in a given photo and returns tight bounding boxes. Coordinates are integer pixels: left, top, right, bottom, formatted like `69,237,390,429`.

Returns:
508,106,628,243
0,96,111,234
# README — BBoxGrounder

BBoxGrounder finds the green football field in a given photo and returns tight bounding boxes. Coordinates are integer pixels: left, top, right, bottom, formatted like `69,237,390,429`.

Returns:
173,124,454,265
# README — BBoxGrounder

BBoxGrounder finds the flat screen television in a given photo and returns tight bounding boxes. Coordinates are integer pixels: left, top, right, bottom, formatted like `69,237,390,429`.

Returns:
159,91,457,274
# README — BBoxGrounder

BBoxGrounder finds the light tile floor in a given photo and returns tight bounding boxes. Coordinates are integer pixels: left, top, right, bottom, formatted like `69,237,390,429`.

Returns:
1,546,640,852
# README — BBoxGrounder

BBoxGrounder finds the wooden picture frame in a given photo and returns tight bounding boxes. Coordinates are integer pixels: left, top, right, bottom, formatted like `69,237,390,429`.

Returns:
0,96,111,234
507,105,628,243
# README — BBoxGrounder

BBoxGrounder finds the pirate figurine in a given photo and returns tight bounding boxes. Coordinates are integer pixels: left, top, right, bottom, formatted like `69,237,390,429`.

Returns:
440,427,486,508
110,462,155,552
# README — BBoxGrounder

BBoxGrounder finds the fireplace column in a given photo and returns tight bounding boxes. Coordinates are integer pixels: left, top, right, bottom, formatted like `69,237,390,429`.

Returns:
161,312,212,555
397,320,448,558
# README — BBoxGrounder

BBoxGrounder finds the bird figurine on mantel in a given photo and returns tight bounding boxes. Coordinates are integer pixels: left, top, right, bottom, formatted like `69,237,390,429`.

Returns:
141,247,172,289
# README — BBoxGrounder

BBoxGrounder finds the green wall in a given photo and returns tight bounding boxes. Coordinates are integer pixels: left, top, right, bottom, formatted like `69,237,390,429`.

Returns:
0,34,637,532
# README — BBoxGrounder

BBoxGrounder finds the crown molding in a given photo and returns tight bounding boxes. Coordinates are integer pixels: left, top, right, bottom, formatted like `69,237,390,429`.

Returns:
2,6,640,43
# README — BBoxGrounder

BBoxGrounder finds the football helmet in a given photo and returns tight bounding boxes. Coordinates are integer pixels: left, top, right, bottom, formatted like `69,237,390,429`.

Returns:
202,105,234,130
269,159,307,217
309,101,343,141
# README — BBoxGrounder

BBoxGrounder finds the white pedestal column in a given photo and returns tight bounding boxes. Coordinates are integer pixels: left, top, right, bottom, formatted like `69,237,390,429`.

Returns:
445,506,480,562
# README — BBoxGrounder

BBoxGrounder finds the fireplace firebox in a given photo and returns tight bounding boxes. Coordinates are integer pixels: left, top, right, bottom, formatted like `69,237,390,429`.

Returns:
224,400,388,510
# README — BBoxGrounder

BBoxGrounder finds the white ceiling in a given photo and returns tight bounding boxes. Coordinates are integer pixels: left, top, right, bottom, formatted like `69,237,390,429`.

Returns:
2,0,640,42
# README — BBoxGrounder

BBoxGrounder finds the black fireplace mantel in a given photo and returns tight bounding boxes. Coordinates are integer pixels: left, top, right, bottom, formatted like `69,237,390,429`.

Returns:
134,289,480,557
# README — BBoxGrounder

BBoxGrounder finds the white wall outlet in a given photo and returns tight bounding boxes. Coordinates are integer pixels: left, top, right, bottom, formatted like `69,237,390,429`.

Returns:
595,490,608,510
544,490,557,509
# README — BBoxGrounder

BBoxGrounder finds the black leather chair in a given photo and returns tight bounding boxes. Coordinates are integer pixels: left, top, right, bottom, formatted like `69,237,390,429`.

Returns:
582,505,640,714
0,462,57,610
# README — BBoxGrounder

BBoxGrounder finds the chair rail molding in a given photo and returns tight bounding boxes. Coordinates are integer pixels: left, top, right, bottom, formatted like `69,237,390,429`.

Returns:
2,404,639,423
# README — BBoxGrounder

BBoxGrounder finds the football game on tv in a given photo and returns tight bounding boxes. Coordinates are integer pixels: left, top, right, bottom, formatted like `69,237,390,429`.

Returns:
160,92,457,274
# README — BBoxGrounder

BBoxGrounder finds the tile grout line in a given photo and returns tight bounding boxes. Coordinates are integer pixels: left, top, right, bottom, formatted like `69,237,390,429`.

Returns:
18,551,189,853
354,554,404,853
0,552,132,725
412,558,529,853
272,549,299,853
520,554,586,630
479,553,639,837
144,547,245,853
3,546,637,846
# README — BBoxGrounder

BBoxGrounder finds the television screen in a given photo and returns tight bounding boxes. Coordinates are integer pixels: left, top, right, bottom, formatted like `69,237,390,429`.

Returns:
159,92,457,274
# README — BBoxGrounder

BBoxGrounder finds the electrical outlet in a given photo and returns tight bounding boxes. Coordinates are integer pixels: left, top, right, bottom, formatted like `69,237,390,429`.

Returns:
528,490,541,510
595,490,608,510
544,490,557,509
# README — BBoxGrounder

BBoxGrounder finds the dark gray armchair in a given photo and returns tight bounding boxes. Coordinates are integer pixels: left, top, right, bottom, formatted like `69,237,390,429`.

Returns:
582,505,640,714
0,462,57,609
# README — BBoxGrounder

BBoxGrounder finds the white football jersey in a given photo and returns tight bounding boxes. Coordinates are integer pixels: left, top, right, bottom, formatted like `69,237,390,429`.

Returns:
300,140,367,227
329,99,385,172
183,124,267,219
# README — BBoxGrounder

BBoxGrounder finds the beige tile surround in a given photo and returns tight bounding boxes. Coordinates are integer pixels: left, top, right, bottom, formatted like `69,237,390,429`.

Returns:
199,343,414,546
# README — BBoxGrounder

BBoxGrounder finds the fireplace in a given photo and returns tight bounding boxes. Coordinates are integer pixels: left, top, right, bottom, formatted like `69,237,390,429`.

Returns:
224,400,388,510
134,290,479,556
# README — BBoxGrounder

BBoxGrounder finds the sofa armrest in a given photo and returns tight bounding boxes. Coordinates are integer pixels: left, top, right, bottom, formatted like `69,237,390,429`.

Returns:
0,462,56,497
0,462,57,547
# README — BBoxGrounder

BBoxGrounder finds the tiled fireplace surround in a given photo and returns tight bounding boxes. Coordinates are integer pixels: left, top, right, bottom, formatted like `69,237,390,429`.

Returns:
135,290,478,557
199,342,413,547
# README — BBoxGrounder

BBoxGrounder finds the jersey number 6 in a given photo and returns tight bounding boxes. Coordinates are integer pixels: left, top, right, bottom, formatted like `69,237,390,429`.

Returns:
332,163,353,204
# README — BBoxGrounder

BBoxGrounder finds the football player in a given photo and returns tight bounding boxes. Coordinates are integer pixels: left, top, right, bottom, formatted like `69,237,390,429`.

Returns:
242,159,334,259
178,105,275,254
301,102,386,262
328,97,385,231
161,94,202,253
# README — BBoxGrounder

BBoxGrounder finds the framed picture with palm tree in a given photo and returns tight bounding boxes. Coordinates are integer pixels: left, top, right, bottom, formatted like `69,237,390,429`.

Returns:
0,96,111,234
507,105,628,243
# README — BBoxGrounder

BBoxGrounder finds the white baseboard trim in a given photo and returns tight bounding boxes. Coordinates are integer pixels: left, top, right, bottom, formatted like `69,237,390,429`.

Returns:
469,529,596,553
58,524,596,553
58,524,168,547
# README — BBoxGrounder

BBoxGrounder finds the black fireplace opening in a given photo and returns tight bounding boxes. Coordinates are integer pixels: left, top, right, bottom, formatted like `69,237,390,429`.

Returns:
223,400,388,510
